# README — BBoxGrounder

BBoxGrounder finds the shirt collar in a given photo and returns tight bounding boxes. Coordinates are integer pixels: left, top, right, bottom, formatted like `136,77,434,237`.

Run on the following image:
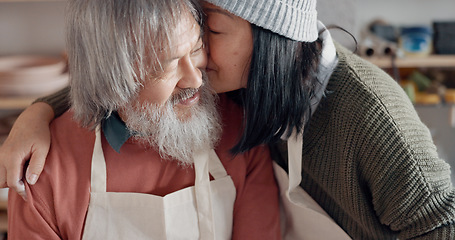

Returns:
310,20,338,116
280,21,339,140
102,112,132,153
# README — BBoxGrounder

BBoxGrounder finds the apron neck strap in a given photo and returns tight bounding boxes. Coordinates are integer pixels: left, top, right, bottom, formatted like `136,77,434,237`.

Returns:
193,148,217,239
207,150,228,179
91,126,108,192
287,128,304,192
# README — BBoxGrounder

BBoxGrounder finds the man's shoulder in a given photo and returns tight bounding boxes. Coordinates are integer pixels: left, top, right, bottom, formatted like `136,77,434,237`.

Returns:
51,110,83,132
47,110,94,181
50,110,94,145
16,111,92,239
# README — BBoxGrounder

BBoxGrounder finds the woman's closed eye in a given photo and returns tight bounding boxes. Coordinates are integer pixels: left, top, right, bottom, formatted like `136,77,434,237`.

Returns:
207,28,221,34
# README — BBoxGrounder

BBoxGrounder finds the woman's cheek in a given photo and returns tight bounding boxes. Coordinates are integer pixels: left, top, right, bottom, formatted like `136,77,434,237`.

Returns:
208,37,225,67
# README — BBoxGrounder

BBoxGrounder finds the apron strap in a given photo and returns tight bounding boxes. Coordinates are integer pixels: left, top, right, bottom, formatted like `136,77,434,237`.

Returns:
287,128,303,192
208,150,228,179
193,148,215,239
90,125,220,239
91,126,108,193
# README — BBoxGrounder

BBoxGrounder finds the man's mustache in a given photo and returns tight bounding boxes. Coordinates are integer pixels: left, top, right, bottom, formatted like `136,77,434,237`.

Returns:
170,87,200,105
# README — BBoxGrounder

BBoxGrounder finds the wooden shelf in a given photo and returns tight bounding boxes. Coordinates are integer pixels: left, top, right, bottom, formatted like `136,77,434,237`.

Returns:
0,200,6,211
0,199,6,233
0,97,34,110
0,210,6,233
365,55,455,69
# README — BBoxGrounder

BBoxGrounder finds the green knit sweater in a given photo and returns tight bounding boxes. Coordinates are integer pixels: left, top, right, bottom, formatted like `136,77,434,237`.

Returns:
272,45,455,239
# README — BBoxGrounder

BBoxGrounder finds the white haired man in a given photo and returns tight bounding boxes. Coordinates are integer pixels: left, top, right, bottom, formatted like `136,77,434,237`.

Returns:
7,0,280,239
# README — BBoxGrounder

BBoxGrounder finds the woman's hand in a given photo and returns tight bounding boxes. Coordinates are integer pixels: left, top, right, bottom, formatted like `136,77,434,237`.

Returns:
0,102,54,200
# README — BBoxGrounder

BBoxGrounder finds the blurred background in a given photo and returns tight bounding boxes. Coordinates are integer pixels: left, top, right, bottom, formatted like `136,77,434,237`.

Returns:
318,0,455,184
0,0,455,237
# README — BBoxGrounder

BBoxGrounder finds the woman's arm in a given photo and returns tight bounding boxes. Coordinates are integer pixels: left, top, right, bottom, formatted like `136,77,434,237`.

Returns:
0,87,70,200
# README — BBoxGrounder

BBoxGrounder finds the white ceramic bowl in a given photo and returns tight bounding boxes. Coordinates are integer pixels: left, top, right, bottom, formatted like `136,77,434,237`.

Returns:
0,73,69,97
0,188,8,202
0,55,66,84
0,55,68,97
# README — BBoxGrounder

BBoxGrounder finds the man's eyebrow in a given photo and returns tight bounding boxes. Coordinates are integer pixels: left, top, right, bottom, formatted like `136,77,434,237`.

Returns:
204,8,234,19
167,36,203,61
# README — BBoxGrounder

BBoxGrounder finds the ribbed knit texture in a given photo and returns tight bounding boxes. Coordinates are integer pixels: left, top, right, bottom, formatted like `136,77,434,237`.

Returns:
272,44,455,239
205,0,318,42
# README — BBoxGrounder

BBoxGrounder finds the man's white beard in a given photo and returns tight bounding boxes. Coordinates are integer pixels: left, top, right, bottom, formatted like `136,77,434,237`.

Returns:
121,74,222,166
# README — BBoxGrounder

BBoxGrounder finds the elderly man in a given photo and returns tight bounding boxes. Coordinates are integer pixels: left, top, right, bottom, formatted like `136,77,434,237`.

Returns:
7,0,280,239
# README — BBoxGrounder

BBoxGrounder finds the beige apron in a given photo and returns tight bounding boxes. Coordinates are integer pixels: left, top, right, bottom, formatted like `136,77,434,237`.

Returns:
82,127,236,240
273,129,351,239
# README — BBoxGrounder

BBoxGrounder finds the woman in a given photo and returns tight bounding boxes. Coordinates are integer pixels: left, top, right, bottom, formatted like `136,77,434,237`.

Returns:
2,0,455,238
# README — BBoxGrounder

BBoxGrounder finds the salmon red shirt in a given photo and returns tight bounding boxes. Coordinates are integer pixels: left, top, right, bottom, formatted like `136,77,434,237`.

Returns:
7,94,281,240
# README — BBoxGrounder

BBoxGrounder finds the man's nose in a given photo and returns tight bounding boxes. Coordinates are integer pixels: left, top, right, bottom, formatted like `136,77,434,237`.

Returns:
177,56,203,89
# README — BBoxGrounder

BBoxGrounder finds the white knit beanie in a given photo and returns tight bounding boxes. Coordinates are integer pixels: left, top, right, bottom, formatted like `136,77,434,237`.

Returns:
204,0,318,42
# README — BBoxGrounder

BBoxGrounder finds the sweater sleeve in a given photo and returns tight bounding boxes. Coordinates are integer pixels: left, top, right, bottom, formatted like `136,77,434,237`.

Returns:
33,86,71,117
358,110,455,239
324,44,455,239
353,71,455,239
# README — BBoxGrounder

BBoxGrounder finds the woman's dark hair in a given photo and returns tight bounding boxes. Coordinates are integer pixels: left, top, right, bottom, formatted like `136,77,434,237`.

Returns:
230,24,322,154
